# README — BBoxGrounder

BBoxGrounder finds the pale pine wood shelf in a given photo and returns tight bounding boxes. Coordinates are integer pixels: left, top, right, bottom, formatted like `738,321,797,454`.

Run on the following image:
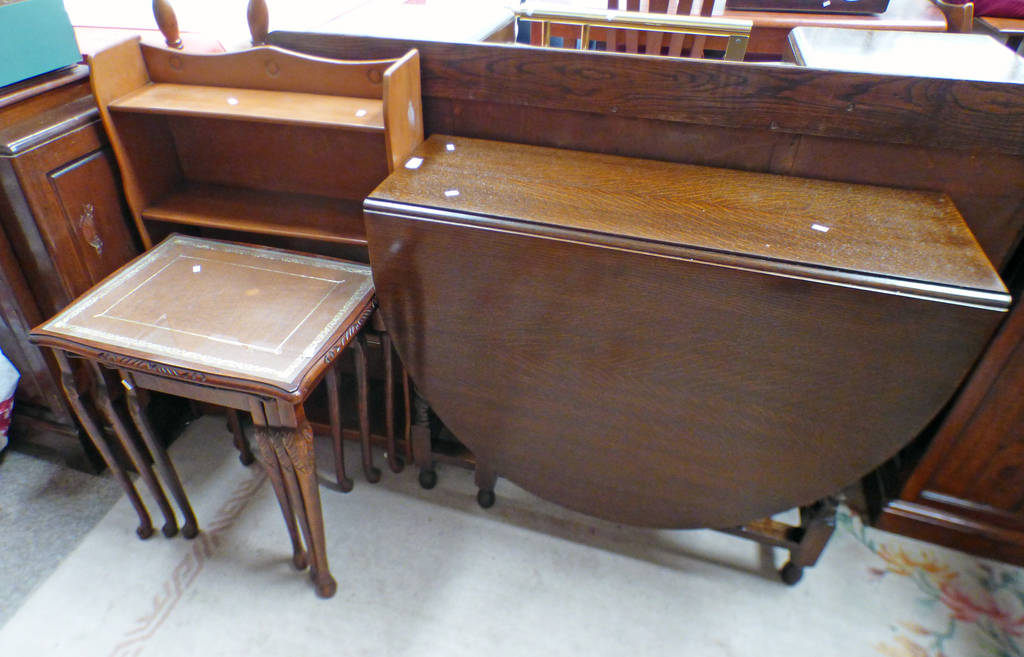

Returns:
141,182,367,245
110,83,385,131
90,41,422,250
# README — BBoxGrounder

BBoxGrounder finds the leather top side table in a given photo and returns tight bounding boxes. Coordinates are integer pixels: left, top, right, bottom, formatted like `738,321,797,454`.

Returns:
30,234,376,598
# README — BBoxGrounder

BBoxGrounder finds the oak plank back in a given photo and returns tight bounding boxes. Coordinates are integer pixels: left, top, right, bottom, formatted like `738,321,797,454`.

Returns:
270,32,1024,270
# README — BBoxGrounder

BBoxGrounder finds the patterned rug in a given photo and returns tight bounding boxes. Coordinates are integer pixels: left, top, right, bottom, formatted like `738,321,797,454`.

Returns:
1,415,1020,657
842,514,1024,657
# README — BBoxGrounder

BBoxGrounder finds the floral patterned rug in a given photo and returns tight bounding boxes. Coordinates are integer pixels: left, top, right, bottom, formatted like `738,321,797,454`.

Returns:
838,512,1024,657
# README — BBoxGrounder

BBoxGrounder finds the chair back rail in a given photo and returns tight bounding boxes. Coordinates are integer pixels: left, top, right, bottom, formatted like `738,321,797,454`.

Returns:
931,0,974,33
515,2,752,60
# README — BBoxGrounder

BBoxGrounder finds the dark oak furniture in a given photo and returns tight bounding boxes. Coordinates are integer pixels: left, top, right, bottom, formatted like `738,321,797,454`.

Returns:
517,2,752,60
0,65,139,469
272,28,1024,570
876,265,1024,565
364,134,1008,576
785,26,1024,81
31,235,376,598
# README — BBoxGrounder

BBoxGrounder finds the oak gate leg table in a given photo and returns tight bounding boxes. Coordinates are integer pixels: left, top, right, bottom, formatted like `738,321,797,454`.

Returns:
30,234,376,598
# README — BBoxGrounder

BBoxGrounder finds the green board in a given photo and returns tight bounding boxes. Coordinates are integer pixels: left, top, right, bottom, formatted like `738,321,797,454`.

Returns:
0,0,81,89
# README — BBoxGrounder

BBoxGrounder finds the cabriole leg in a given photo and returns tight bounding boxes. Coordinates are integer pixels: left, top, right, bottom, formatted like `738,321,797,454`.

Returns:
274,402,336,598
88,361,179,538
382,331,402,473
52,351,154,539
120,370,199,539
249,399,307,570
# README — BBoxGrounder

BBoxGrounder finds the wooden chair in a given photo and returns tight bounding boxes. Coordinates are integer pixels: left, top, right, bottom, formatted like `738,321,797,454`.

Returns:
607,0,716,58
931,0,974,32
516,2,753,61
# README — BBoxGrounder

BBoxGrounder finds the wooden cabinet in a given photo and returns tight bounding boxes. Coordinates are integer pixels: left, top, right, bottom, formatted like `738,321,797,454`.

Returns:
87,39,423,262
0,66,140,469
877,271,1024,565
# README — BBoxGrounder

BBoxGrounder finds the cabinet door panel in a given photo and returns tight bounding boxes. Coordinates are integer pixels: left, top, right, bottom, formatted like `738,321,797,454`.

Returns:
878,293,1024,564
48,147,138,293
925,332,1024,515
13,122,138,312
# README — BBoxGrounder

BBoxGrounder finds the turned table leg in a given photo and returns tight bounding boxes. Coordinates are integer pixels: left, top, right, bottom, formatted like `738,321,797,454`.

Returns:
249,399,307,571
272,401,337,598
401,361,413,467
52,351,155,539
87,361,180,538
410,386,436,490
119,370,199,539
381,331,403,474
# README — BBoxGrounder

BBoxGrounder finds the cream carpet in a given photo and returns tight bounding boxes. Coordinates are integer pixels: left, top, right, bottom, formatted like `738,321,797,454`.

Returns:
2,415,1021,657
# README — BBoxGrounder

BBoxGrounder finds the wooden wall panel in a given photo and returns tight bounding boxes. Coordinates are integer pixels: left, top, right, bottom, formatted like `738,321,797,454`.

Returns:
269,33,1024,271
785,137,1024,270
269,35,1024,156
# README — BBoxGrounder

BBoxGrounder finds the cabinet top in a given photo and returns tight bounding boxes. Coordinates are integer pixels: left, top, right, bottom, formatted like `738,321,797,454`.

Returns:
366,135,1009,308
0,65,88,111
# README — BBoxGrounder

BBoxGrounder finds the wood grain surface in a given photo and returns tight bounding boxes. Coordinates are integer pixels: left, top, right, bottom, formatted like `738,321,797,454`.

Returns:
269,32,1024,271
111,84,387,130
271,32,1023,532
371,136,1006,298
268,33,1024,157
365,136,1008,528
139,42,394,99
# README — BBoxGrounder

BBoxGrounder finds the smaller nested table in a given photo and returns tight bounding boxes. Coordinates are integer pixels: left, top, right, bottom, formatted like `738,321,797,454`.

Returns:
30,235,376,598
